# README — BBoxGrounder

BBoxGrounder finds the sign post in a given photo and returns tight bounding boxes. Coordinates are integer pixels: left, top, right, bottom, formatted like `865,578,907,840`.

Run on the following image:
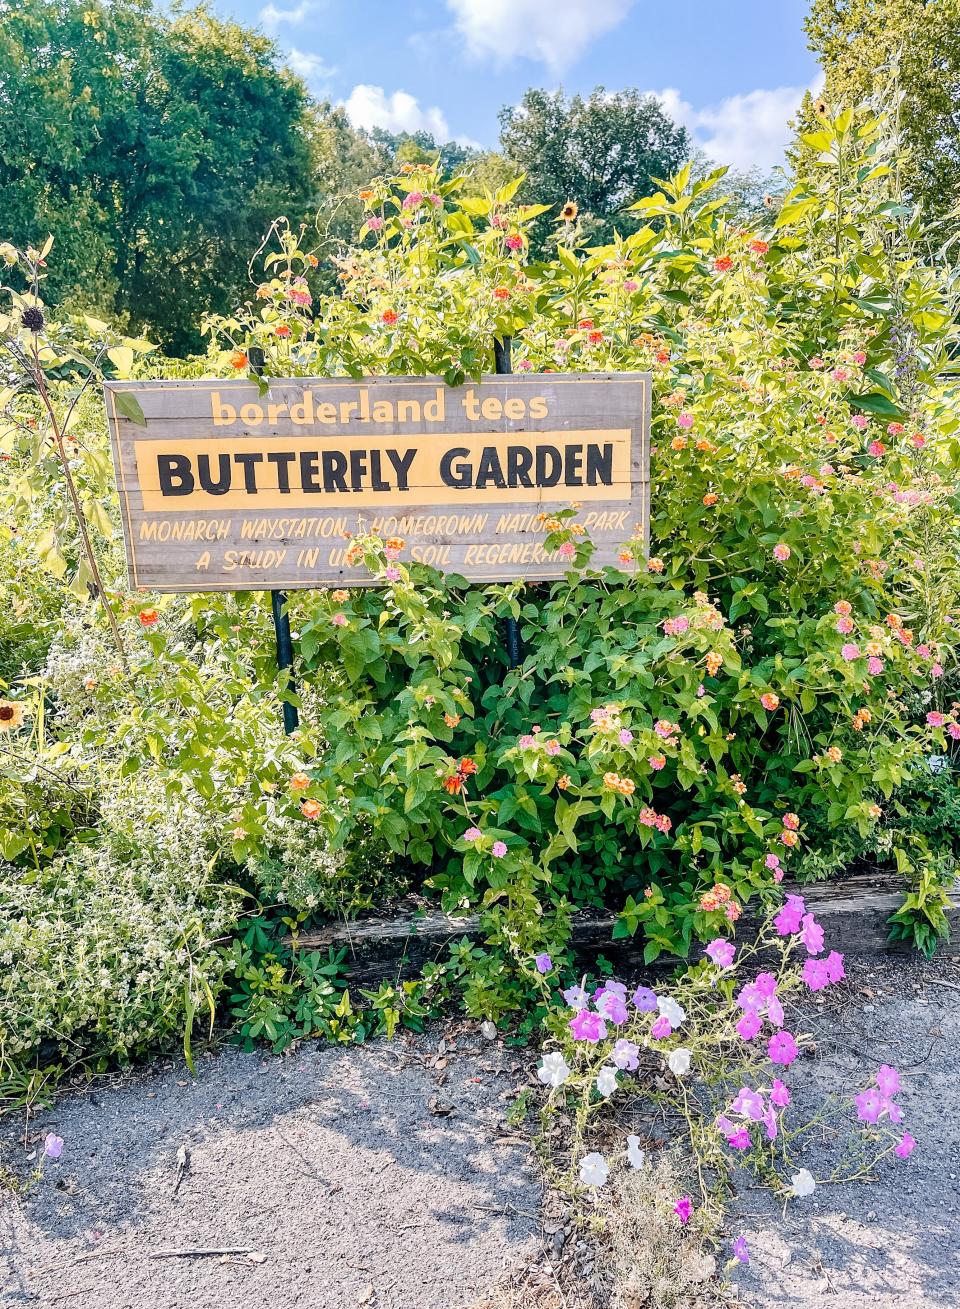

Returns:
103,372,650,593
493,337,522,670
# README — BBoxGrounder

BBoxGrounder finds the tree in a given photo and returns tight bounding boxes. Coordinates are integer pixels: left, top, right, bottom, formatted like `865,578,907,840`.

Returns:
804,0,960,220
498,87,690,251
0,0,321,352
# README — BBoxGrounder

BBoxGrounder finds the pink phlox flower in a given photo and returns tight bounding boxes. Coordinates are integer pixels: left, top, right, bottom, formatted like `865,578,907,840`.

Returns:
876,1065,900,1097
612,1039,640,1071
731,1087,765,1121
895,1131,916,1159
766,995,785,1028
650,1015,673,1039
705,938,736,968
736,1010,763,1041
825,950,845,982
855,1086,884,1125
673,1196,692,1224
770,1078,791,1108
596,990,629,1024
754,972,778,998
800,912,825,956
728,1128,751,1150
763,1105,779,1141
774,895,806,936
887,1100,905,1124
570,1009,607,1042
803,958,830,991
768,1030,799,1067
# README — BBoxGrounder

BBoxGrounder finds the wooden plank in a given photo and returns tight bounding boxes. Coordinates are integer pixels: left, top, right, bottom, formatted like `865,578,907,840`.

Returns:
283,874,960,982
103,373,651,591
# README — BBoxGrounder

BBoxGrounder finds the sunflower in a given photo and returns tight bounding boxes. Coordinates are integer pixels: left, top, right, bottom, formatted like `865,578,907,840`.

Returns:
559,201,579,222
813,98,828,116
0,700,25,732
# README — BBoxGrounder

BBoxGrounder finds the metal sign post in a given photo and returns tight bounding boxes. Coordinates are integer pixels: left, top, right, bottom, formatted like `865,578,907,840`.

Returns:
493,335,521,670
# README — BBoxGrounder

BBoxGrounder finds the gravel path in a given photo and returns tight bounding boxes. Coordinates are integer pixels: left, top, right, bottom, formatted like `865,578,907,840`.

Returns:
0,1032,539,1309
728,954,960,1309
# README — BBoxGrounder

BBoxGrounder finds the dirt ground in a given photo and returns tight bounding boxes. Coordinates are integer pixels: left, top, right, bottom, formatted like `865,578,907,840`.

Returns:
2,952,958,1309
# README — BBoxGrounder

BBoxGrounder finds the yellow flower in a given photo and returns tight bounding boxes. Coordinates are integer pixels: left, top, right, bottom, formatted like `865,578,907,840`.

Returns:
559,201,579,222
0,700,24,732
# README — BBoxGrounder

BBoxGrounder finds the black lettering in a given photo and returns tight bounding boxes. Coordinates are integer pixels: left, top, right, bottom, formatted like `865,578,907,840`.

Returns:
440,447,471,488
301,451,322,493
233,452,263,494
369,448,389,491
321,449,348,492
349,449,368,492
267,451,296,494
586,443,613,486
535,445,562,487
506,446,534,488
157,454,194,497
565,444,584,486
476,446,506,490
385,448,416,491
197,453,231,495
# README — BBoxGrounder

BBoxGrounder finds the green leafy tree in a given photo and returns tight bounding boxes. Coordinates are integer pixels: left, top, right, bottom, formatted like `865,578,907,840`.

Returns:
0,0,319,353
498,87,690,251
804,0,960,220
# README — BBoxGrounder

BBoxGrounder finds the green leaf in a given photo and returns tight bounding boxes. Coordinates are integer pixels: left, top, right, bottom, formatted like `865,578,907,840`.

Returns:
113,390,147,426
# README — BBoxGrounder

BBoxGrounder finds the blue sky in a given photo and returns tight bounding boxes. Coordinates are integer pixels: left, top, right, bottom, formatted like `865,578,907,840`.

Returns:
222,0,822,171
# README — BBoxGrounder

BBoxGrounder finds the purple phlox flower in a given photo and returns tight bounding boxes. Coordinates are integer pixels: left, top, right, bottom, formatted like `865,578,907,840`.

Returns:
632,985,659,1012
650,1015,673,1040
731,1087,765,1121
800,912,825,956
534,953,552,974
773,894,806,936
732,1235,750,1264
770,1078,791,1108
728,1128,751,1150
563,983,589,1009
569,1009,607,1042
766,995,784,1028
895,1131,916,1159
824,950,845,982
594,980,628,1001
736,982,762,1012
674,1195,692,1225
43,1134,63,1160
768,1030,799,1067
596,990,629,1024
803,958,830,992
876,1065,900,1097
736,1010,762,1041
855,1086,884,1125
715,1114,735,1135
754,972,778,998
612,1039,640,1071
763,1105,779,1141
706,938,736,968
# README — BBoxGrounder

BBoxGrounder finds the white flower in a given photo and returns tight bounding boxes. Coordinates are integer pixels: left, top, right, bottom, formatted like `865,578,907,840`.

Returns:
595,1066,618,1097
537,1052,571,1089
578,1152,610,1187
667,1047,692,1076
657,996,686,1029
790,1168,816,1198
626,1135,646,1170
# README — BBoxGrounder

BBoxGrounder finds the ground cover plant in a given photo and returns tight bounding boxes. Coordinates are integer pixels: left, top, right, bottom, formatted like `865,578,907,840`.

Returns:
0,100,959,1112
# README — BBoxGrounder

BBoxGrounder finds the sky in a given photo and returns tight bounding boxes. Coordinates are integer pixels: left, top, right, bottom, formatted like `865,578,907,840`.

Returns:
222,0,823,173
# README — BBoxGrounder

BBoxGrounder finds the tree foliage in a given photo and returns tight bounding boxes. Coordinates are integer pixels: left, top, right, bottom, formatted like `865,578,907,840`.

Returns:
804,0,960,220
498,87,690,251
0,0,320,353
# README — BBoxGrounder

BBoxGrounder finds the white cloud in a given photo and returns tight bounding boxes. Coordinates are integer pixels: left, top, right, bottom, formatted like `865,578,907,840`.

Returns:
651,75,824,172
447,0,635,73
286,48,337,87
260,1,313,32
343,84,451,141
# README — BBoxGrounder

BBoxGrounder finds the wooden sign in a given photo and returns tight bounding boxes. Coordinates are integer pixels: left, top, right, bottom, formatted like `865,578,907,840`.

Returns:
104,373,650,591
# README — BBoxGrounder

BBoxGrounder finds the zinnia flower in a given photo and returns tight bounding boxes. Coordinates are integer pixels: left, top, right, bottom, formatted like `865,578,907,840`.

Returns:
0,700,25,732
